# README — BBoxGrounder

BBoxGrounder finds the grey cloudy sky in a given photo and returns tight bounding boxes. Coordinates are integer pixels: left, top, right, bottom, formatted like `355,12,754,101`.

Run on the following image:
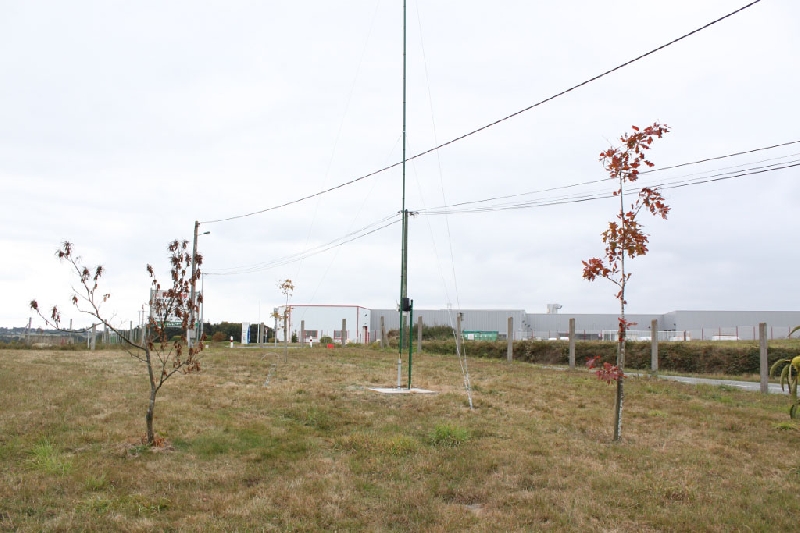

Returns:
2,0,798,330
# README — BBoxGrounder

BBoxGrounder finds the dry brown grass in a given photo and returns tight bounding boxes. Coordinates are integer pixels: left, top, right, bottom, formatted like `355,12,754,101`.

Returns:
1,345,799,531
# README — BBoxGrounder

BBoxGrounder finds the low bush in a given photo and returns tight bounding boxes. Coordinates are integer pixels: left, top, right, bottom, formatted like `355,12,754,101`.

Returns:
413,339,799,375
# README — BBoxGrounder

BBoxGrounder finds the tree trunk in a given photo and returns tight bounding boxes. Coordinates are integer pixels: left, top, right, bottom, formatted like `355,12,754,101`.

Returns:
145,388,156,445
145,346,157,445
614,177,626,442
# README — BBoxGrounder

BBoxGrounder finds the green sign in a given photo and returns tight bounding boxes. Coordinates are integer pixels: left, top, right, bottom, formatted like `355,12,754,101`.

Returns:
462,330,498,341
164,321,199,328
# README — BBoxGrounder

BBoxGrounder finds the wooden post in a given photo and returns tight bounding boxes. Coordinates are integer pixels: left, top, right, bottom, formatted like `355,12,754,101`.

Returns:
380,316,386,348
91,323,96,351
341,318,347,347
417,315,423,353
568,318,575,370
300,320,305,346
651,318,658,372
759,322,768,394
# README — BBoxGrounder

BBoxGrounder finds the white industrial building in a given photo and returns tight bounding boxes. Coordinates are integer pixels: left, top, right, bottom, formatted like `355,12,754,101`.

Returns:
279,305,372,344
369,308,800,341
272,305,800,343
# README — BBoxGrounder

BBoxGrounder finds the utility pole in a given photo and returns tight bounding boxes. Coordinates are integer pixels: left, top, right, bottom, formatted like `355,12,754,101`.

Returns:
188,220,199,352
188,220,209,351
273,308,278,346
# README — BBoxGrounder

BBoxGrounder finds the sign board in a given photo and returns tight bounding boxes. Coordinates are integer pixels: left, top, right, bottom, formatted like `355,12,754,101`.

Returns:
242,322,250,345
462,330,499,341
149,289,200,324
164,321,199,328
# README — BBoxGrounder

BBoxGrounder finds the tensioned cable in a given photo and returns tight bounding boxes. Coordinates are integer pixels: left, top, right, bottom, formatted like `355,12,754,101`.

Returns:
301,134,404,312
199,0,762,225
295,0,384,284
413,1,473,409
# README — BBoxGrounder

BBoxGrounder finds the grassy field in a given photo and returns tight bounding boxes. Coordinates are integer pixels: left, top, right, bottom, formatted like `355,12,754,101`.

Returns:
1,345,799,531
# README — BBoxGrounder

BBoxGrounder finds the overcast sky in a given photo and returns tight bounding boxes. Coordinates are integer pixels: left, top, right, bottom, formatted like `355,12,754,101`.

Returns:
2,0,798,330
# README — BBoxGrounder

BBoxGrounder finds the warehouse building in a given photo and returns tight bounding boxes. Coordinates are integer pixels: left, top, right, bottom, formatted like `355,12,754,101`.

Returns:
279,305,372,344
369,308,800,341
275,305,800,344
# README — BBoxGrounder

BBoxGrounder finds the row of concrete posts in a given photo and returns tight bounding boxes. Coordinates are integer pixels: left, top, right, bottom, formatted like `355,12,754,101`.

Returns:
504,317,773,395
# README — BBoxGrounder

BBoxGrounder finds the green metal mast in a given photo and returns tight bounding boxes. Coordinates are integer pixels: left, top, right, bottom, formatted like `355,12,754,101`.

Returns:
398,0,408,365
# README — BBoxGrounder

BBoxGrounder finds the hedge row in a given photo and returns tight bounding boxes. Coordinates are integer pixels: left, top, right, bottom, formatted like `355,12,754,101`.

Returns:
414,339,799,375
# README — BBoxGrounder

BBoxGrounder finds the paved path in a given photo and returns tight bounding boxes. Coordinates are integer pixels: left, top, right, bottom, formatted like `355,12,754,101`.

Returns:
651,374,787,395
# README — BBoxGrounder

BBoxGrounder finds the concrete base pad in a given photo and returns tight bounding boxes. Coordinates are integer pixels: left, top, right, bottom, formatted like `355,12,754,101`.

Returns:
369,387,437,395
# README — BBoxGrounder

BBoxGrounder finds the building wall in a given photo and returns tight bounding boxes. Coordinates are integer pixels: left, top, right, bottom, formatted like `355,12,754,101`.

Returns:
370,309,528,339
663,310,800,340
369,308,800,341
285,305,372,343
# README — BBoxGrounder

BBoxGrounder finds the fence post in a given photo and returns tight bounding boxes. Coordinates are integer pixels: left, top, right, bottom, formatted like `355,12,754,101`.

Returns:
300,320,305,346
456,313,463,357
568,318,575,369
341,319,346,347
380,316,386,348
759,322,768,394
417,315,423,353
91,323,97,351
651,319,658,372
507,317,513,363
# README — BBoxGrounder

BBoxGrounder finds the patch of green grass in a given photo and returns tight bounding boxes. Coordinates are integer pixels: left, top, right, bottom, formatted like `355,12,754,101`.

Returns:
83,473,108,491
428,424,470,447
27,440,72,475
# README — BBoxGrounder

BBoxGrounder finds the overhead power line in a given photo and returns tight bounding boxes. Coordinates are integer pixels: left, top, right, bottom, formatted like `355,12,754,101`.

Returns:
641,139,800,175
415,141,800,214
417,157,800,216
200,0,763,226
205,214,401,276
203,149,797,275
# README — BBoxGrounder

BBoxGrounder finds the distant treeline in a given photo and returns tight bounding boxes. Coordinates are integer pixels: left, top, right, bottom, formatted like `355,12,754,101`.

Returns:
201,322,275,343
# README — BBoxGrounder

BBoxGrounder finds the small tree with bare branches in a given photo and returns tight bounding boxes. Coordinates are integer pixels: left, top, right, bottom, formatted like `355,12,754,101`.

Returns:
30,240,203,446
582,122,670,441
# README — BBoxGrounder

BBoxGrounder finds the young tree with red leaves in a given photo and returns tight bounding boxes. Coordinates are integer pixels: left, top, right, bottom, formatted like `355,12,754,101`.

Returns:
30,240,203,446
582,122,670,441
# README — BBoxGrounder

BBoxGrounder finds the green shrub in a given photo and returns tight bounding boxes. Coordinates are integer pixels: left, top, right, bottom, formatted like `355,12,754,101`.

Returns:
420,338,797,376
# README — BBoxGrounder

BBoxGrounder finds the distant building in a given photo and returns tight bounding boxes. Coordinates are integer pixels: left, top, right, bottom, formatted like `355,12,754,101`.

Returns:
279,305,372,344
369,308,800,341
